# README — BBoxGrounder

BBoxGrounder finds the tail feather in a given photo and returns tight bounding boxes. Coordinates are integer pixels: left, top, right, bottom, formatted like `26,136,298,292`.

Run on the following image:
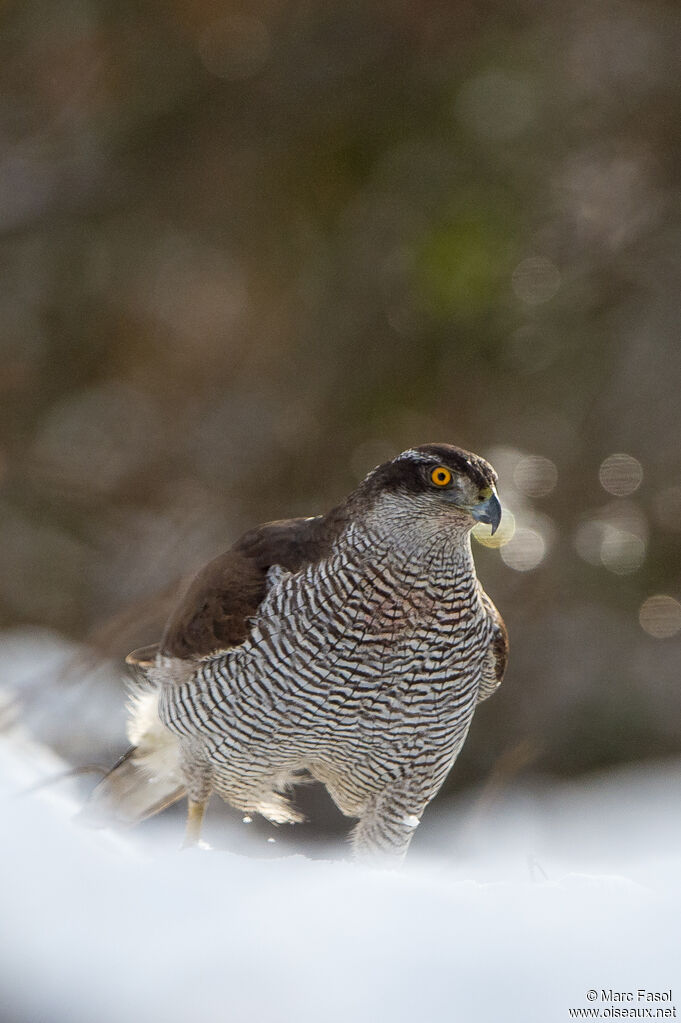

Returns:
82,689,185,827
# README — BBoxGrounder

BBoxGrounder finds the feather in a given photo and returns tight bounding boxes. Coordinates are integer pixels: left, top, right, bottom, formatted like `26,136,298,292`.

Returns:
82,690,185,826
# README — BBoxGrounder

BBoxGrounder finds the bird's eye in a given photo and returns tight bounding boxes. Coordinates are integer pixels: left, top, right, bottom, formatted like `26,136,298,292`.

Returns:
430,466,452,487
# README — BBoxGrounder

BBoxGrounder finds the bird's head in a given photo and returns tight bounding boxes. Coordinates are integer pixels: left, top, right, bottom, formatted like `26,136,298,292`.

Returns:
356,443,501,540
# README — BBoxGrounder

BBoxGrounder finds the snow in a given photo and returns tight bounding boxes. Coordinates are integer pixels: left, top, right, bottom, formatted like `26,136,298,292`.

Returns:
1,631,680,1022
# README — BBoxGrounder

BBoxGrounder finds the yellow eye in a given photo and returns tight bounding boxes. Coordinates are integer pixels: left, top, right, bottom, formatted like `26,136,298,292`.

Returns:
430,466,452,487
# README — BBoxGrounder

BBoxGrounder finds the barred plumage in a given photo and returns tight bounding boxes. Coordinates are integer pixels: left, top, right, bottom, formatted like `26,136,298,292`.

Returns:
90,443,508,862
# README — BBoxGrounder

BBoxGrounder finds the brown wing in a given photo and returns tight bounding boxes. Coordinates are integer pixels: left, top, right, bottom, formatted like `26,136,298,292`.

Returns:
158,515,337,659
477,592,509,703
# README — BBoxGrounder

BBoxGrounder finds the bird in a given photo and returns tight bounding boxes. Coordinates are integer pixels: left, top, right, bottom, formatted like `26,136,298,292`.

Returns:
89,443,507,863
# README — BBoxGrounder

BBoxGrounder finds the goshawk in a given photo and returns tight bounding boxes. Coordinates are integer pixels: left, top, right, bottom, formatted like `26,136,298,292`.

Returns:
92,443,507,862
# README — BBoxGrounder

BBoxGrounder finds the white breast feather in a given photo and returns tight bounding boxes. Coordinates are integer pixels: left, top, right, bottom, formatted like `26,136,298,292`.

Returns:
127,690,182,784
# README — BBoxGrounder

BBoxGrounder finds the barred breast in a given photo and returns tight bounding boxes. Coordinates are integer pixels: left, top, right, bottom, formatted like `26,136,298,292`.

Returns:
159,523,494,823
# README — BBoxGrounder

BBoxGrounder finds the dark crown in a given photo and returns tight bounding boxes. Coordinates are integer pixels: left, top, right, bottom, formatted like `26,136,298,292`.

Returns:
358,442,497,500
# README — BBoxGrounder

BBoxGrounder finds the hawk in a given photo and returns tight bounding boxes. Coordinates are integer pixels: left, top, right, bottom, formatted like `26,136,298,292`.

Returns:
91,444,507,862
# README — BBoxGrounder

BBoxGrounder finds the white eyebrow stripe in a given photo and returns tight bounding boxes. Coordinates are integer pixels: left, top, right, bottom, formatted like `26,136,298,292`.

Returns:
395,449,433,464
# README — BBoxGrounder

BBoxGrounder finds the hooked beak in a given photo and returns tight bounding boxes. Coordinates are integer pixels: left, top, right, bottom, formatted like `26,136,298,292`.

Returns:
471,490,502,535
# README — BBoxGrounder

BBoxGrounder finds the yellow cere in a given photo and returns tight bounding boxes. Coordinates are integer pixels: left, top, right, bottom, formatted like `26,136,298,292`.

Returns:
479,486,493,499
431,466,452,486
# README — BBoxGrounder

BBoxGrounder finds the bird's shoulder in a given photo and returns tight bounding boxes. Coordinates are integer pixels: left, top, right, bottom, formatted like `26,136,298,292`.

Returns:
156,513,343,660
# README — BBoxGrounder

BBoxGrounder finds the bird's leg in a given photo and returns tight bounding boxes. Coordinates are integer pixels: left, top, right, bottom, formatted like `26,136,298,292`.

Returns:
180,758,213,849
182,798,208,848
350,788,425,867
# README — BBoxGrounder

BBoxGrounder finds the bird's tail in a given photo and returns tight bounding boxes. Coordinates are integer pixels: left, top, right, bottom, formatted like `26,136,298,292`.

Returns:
82,687,186,827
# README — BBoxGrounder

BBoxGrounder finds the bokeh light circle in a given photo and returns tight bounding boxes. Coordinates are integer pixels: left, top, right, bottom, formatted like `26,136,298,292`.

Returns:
511,257,561,305
639,595,681,638
500,527,546,571
598,453,643,496
513,454,558,498
574,520,606,565
599,527,645,574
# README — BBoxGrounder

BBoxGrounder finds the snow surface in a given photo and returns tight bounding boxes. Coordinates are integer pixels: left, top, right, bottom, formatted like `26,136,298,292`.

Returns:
1,630,680,1023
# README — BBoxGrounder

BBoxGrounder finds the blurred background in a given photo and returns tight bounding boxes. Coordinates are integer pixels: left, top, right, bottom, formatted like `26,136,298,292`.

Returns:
1,0,680,848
